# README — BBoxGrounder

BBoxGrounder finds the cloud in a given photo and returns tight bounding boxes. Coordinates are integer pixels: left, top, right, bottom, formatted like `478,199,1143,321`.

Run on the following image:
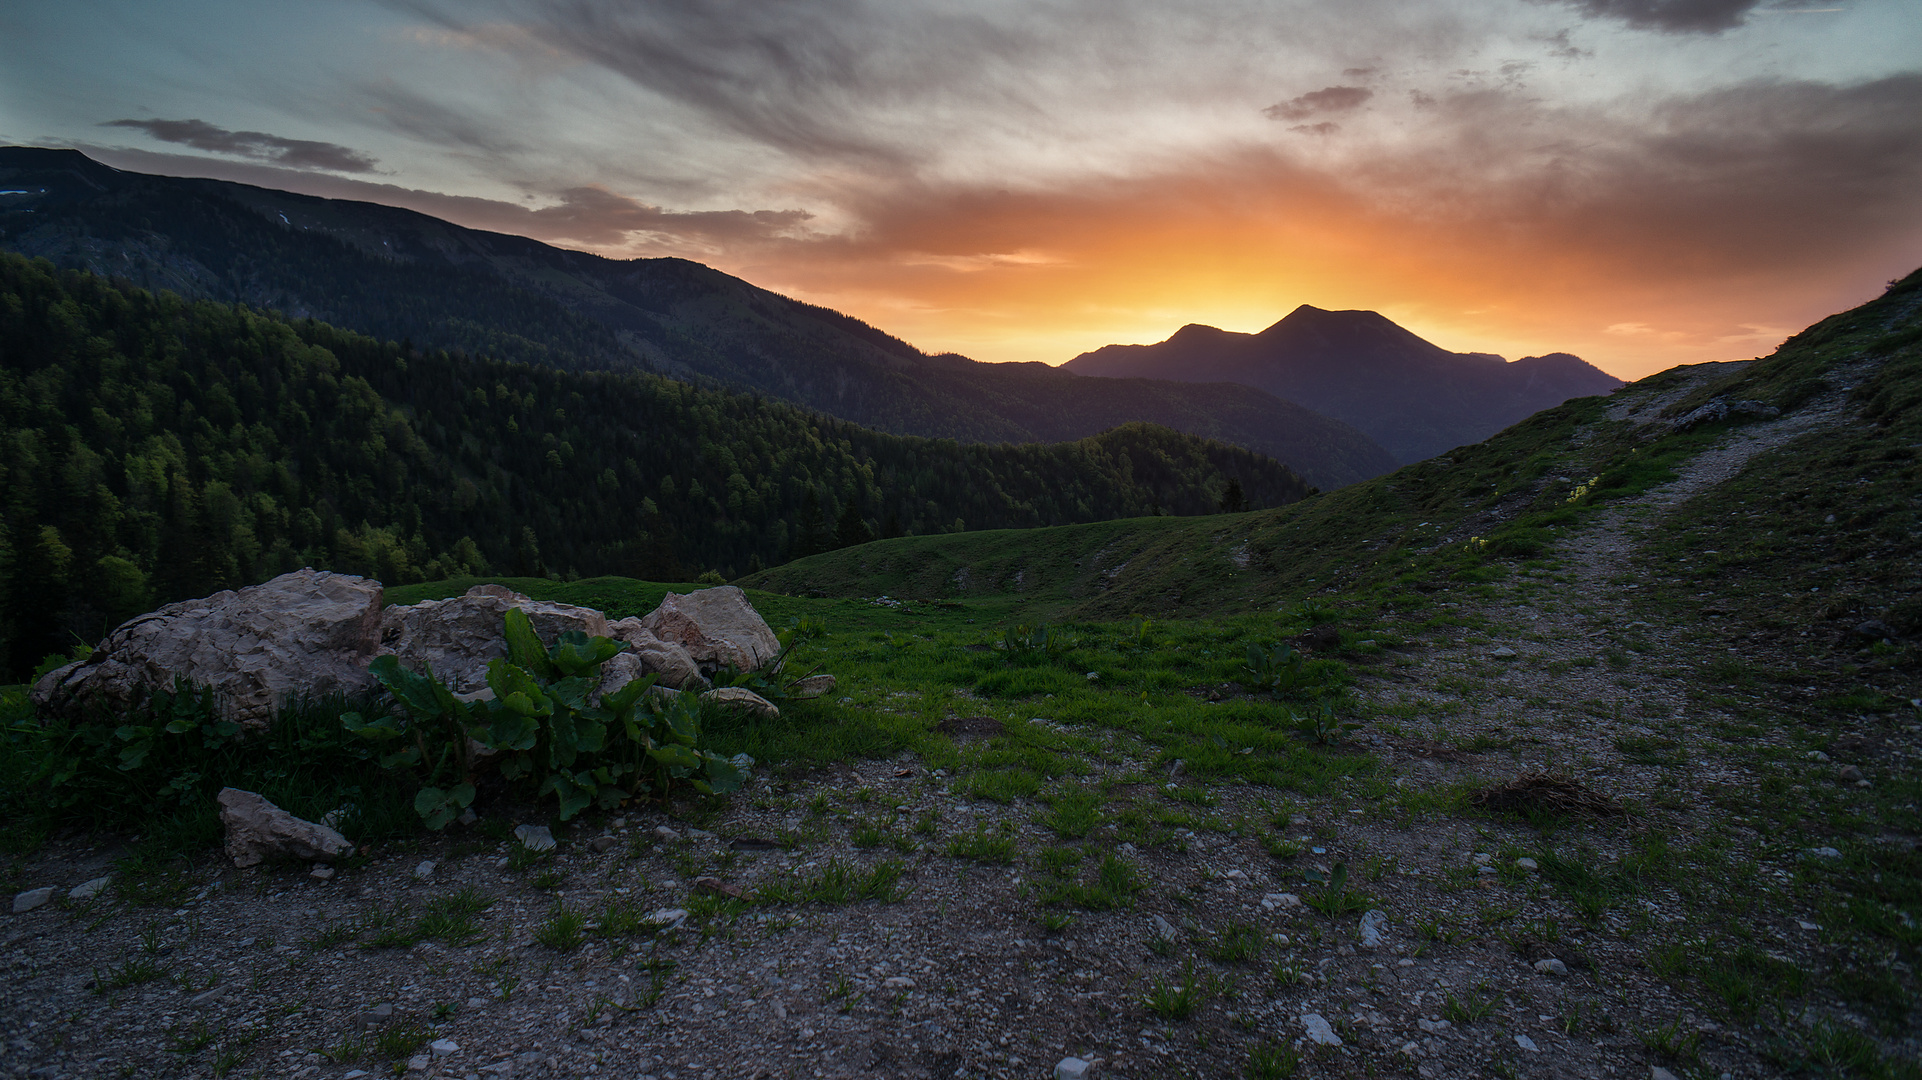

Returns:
1545,0,1762,33
1263,86,1374,121
100,118,379,173
76,145,810,252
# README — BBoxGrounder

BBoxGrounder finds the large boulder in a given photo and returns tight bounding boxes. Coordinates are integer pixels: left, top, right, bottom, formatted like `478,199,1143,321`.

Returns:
636,586,781,675
218,787,353,868
31,569,383,727
380,584,610,694
607,618,709,690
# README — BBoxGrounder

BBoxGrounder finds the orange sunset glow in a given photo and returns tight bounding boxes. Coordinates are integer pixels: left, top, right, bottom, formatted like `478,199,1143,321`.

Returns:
7,0,1920,379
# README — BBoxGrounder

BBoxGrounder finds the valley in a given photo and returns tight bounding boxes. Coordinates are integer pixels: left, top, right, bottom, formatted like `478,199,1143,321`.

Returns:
2,270,1916,1079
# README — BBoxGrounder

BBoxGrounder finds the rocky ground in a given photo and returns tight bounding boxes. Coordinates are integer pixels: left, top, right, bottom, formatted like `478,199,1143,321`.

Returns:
4,361,1917,1080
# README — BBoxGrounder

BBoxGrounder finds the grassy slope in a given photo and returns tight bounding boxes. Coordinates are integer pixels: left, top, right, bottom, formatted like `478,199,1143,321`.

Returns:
741,270,1922,642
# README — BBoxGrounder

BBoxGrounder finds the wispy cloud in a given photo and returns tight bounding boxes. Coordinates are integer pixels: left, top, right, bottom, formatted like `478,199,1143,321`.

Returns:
1263,86,1374,121
100,118,379,173
1543,0,1763,33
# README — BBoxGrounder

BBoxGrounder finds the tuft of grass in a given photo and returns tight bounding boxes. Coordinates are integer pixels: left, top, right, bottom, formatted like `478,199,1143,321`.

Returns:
1035,855,1140,911
1245,1040,1301,1080
1039,792,1102,838
1141,962,1215,1020
534,902,586,950
1206,921,1267,964
754,859,910,905
944,826,1016,864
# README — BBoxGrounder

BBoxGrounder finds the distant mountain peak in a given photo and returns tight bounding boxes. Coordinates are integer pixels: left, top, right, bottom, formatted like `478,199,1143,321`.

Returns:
1065,305,1623,463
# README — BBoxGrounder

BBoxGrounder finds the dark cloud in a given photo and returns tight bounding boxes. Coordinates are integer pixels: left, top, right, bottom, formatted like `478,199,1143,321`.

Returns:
1354,74,1922,275
1263,86,1373,121
75,145,809,251
1289,122,1342,136
1548,0,1761,33
358,82,529,157
1341,67,1379,78
383,0,1038,166
100,118,379,173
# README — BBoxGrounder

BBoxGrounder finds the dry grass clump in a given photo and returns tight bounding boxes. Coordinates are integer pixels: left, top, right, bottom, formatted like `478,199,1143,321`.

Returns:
1470,771,1620,817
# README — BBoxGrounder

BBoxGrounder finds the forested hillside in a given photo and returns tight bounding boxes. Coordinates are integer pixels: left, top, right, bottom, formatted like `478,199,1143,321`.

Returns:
0,148,1396,489
0,254,1310,677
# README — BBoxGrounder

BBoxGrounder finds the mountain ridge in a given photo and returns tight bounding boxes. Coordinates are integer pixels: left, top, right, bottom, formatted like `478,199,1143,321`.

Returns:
1065,303,1624,463
0,147,1397,489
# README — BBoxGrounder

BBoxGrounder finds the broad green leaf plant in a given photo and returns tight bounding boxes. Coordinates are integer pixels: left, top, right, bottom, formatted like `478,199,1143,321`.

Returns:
343,608,754,828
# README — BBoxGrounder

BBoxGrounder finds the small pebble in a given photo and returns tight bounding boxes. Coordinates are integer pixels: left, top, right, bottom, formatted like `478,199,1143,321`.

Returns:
1533,958,1568,976
413,860,436,881
514,825,555,852
1515,1034,1539,1052
11,887,53,913
68,876,112,901
1301,1013,1342,1046
1515,857,1538,871
1055,1057,1092,1080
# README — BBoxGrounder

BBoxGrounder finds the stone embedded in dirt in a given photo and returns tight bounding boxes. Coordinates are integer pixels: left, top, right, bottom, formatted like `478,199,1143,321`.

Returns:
1675,395,1780,431
1515,1034,1540,1052
1262,892,1302,910
1055,1058,1093,1080
1359,909,1388,948
67,876,111,901
311,866,335,880
218,788,353,868
636,586,781,674
514,825,556,852
1301,1012,1342,1045
606,618,709,690
31,568,384,728
589,836,618,854
1490,646,1518,659
12,887,53,914
381,584,611,695
1533,958,1568,976
413,860,436,881
694,876,744,899
430,1039,459,1058
655,826,682,842
646,908,689,930
1809,846,1842,859
1515,857,1538,871
1418,1018,1451,1034
1651,1068,1682,1080
702,686,780,719
1837,765,1865,783
788,674,836,699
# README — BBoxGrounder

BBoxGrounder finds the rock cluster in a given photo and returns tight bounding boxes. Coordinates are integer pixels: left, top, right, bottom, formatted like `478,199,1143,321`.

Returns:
31,574,797,725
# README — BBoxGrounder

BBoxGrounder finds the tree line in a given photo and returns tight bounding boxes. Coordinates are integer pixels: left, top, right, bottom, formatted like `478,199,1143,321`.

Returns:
0,254,1310,678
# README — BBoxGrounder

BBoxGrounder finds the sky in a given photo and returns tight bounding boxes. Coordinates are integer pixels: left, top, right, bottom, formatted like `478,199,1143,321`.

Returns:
3,0,1920,380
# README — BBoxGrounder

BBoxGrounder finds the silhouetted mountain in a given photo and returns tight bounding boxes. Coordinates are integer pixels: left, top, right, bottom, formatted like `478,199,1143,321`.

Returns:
0,147,1396,488
1063,305,1623,462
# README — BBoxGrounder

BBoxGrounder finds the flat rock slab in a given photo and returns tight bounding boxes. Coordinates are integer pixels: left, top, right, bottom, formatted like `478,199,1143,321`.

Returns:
218,787,352,868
